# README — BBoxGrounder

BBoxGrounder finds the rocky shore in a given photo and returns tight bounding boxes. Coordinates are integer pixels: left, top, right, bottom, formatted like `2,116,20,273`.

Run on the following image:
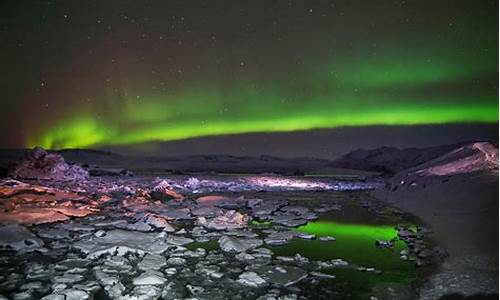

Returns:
0,171,440,300
2,143,494,299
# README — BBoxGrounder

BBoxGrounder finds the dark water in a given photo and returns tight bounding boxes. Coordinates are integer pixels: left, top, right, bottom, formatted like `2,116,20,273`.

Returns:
190,198,420,300
273,218,417,299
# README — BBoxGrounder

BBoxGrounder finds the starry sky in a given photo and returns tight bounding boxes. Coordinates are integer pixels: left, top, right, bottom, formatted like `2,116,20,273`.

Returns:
0,0,498,149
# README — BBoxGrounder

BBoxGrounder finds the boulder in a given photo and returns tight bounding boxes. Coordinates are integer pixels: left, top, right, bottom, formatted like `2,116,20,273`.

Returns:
198,210,249,230
254,265,307,287
132,271,167,285
218,236,263,253
237,272,267,288
10,147,88,181
151,179,184,201
138,254,167,271
0,224,43,252
264,231,296,246
73,230,176,259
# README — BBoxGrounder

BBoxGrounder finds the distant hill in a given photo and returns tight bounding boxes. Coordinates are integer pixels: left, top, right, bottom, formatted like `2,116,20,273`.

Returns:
59,151,341,176
326,141,492,176
392,141,498,182
99,124,498,160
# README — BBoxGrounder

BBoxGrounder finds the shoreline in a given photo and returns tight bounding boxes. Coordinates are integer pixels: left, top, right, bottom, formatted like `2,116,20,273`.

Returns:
372,172,499,299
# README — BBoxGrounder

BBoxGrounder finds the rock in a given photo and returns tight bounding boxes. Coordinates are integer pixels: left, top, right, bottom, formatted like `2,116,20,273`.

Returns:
52,273,84,284
158,208,191,220
264,231,296,246
42,289,92,300
71,281,100,295
296,232,316,240
198,210,249,230
152,179,172,192
127,285,163,299
316,258,349,269
94,256,134,284
41,295,65,300
10,147,89,181
237,272,267,288
12,292,33,300
254,265,307,287
60,289,92,300
397,227,416,239
138,254,167,271
218,236,263,253
73,229,173,259
170,247,205,259
132,271,167,285
0,182,95,225
247,198,263,208
51,283,68,293
375,239,394,249
94,230,106,237
196,263,223,278
256,289,281,300
0,224,43,251
166,257,186,266
165,234,194,246
55,258,91,271
213,196,249,209
163,267,177,276
310,271,336,279
104,282,126,298
0,208,70,225
191,206,223,218
276,254,309,265
175,228,187,235
267,213,309,227
253,247,274,255
119,220,152,232
319,236,336,242
19,281,48,293
25,264,53,281
186,284,205,295
196,195,226,203
252,201,285,217
37,227,71,240
151,179,184,200
357,266,378,273
235,252,257,262
161,281,186,299
143,214,175,232
276,256,295,263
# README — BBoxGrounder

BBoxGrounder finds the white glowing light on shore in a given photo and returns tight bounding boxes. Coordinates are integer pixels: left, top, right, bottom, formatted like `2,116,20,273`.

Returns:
244,176,333,189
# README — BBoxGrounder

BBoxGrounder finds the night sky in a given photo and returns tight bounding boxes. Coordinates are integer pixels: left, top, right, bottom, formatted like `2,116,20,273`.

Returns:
0,0,498,149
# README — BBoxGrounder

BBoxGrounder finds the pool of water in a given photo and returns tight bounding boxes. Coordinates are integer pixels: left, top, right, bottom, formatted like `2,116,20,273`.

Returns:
272,219,417,299
191,206,419,299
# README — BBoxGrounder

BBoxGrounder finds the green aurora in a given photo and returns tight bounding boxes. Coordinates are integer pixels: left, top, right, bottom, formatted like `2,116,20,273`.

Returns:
6,1,495,149
27,67,498,149
27,38,498,149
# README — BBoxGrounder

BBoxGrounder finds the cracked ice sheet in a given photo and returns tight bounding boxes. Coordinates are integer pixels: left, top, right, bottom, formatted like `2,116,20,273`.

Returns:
73,230,193,259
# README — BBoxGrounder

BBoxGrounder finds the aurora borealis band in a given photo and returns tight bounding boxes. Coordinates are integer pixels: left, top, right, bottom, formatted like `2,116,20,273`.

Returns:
0,1,498,149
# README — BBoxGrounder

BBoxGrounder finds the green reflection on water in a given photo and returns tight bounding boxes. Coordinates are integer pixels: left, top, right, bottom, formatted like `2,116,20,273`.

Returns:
194,219,418,299
270,220,417,298
293,221,401,263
